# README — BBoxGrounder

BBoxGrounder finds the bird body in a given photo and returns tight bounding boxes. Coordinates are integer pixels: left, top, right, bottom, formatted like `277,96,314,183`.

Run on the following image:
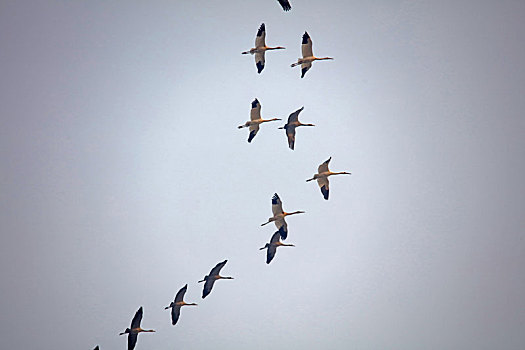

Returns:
119,307,155,350
306,157,351,200
198,260,233,299
260,231,295,264
238,98,281,142
261,193,304,239
291,32,333,78
279,107,315,150
165,284,197,326
242,23,285,73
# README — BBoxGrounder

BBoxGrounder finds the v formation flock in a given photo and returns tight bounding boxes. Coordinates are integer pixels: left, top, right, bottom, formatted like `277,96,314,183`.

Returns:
96,2,351,349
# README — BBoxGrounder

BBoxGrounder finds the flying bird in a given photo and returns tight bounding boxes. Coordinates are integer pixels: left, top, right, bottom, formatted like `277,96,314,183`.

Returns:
198,260,234,299
261,193,305,240
278,107,315,150
238,98,281,142
291,31,333,78
119,307,155,350
242,23,285,73
165,284,197,326
277,0,292,11
306,157,351,200
260,231,295,264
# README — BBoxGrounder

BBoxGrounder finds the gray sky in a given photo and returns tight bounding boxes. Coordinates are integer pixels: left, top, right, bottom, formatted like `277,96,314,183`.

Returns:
1,1,524,349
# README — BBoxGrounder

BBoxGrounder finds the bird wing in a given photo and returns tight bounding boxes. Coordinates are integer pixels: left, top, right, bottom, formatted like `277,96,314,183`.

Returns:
210,260,228,276
130,307,143,329
255,23,266,47
128,333,138,350
317,177,329,200
94,347,99,350
286,126,296,150
266,244,277,264
255,51,265,73
250,99,261,121
202,278,217,299
270,231,281,244
276,218,288,240
271,193,284,216
248,123,259,143
175,284,188,303
318,157,331,173
302,31,313,58
171,305,182,325
287,106,304,124
301,62,312,78
277,0,292,11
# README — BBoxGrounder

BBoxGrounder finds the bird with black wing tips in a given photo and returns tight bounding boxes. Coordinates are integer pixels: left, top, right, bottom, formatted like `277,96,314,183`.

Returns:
242,23,285,74
306,157,351,200
119,307,155,350
260,231,295,264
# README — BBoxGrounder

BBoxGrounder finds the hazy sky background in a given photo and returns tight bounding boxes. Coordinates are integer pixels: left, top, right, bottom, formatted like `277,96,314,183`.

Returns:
1,1,524,349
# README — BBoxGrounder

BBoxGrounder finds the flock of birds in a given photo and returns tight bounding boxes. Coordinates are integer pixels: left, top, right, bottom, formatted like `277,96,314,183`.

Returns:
93,2,351,349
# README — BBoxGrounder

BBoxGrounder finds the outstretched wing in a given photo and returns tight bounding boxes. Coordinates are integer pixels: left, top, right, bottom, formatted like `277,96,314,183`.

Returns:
202,278,217,299
210,260,228,276
250,99,261,121
270,231,281,244
287,106,304,124
130,307,143,329
301,62,312,78
317,177,329,200
255,23,266,47
266,244,277,264
271,193,284,216
276,218,288,240
248,124,259,143
318,157,331,173
301,31,313,58
171,305,182,325
128,333,138,350
175,284,188,303
255,52,265,73
277,0,291,11
285,126,296,150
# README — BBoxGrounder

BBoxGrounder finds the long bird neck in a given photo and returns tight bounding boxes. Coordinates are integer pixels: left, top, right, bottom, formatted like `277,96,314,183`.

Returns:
285,211,304,216
267,46,285,50
331,171,351,176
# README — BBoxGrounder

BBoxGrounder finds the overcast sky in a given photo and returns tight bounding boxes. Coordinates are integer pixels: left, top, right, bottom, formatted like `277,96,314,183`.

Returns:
1,1,525,349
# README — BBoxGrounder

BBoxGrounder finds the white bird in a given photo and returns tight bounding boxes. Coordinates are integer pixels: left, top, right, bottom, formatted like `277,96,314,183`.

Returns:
278,107,315,150
261,193,305,240
277,0,292,11
242,23,285,74
291,31,333,78
238,98,281,142
119,307,155,350
165,284,197,326
260,231,295,264
306,157,351,200
198,260,234,299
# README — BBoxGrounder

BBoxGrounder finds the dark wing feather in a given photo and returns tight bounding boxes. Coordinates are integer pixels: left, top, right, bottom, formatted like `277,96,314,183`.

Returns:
277,0,291,11
128,333,138,350
301,65,310,78
202,278,216,299
266,244,277,264
210,260,228,276
171,305,182,325
175,284,188,303
257,23,265,37
278,223,288,240
256,60,264,73
130,307,143,329
286,127,295,150
248,129,258,142
321,185,329,200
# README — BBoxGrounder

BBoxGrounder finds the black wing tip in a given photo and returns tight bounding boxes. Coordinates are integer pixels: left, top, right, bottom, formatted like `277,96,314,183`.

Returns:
278,226,287,240
301,67,309,78
251,98,259,107
321,185,329,200
256,61,264,73
302,31,310,44
272,193,280,203
248,130,257,143
257,23,265,36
